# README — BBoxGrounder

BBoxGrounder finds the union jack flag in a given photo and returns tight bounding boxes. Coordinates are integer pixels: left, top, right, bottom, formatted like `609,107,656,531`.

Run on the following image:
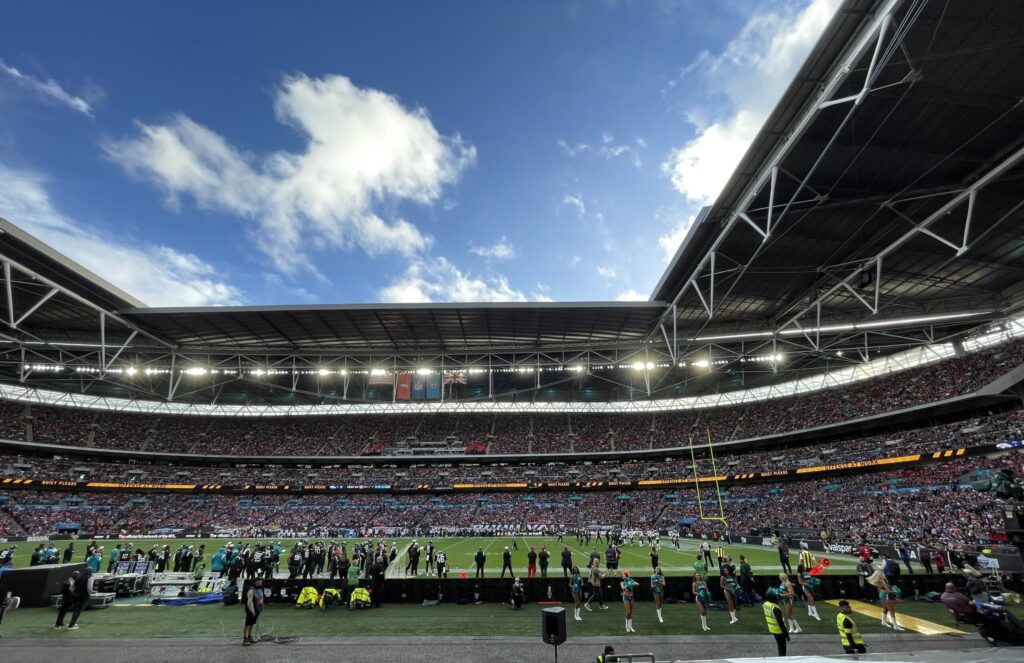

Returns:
443,371,467,384
368,371,393,385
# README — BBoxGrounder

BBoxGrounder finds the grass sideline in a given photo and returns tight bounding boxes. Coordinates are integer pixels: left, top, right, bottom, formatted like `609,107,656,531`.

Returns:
7,535,869,578
0,596,995,640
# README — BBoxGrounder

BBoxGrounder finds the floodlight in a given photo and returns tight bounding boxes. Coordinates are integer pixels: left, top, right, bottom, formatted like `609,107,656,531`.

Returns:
318,368,330,376
125,367,137,376
693,360,710,368
416,368,432,375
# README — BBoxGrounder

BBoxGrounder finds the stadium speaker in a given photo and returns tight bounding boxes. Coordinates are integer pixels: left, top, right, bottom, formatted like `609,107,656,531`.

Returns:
542,606,566,646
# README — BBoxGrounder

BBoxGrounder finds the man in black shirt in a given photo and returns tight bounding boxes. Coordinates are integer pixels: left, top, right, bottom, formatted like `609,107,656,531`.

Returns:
410,543,421,576
288,545,303,579
370,555,387,608
475,548,486,578
561,546,573,578
251,546,265,579
66,568,92,630
54,571,77,629
539,546,550,578
316,541,327,575
501,547,514,578
424,541,435,575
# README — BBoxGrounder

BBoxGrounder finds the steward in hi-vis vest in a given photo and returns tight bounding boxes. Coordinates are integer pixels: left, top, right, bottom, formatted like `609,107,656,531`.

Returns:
762,589,790,657
836,600,867,654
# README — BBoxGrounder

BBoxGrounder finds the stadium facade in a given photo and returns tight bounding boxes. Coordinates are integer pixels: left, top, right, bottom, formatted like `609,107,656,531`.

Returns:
0,0,1022,546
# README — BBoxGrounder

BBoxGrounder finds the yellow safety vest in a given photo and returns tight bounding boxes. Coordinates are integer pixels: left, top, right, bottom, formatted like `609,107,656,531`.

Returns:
763,601,783,634
715,547,726,558
837,613,863,646
799,550,815,569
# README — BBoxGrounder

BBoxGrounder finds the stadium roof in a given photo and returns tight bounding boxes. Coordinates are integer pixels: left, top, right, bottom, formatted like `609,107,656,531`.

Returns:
116,302,667,353
652,0,1024,340
1,0,1022,405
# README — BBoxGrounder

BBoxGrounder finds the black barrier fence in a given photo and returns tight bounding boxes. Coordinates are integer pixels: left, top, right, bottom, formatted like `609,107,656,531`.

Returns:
255,573,984,606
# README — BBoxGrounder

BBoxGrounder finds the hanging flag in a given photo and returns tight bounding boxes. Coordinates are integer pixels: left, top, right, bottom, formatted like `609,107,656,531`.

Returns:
368,371,392,385
396,372,412,400
412,374,427,400
426,371,441,399
443,371,467,384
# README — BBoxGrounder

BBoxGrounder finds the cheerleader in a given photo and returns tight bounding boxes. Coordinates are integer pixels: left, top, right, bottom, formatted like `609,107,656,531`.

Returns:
867,569,905,630
621,569,637,632
570,566,583,621
650,565,665,623
692,572,711,631
796,563,821,621
777,572,801,633
720,564,739,624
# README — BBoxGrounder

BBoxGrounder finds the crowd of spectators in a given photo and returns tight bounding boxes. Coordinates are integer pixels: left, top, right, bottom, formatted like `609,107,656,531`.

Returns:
2,338,1019,458
1,447,1019,545
3,408,1018,490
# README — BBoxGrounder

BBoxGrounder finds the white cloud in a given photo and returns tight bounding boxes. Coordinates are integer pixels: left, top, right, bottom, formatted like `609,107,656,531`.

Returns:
559,131,645,167
469,235,517,260
662,0,840,204
0,162,242,306
0,60,95,117
569,255,581,267
104,73,475,275
557,140,590,158
616,288,648,301
561,194,586,218
658,213,698,262
378,256,530,304
596,265,617,279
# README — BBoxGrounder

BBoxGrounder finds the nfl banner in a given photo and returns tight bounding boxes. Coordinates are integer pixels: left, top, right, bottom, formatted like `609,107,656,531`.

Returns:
411,374,426,400
426,371,441,399
396,372,412,400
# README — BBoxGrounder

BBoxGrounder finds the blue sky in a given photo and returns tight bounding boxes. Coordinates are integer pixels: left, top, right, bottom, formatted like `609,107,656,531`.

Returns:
0,0,839,306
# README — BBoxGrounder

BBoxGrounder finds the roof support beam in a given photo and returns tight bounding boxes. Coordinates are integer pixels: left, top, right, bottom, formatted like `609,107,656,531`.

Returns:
12,288,58,329
777,142,1024,334
652,0,906,339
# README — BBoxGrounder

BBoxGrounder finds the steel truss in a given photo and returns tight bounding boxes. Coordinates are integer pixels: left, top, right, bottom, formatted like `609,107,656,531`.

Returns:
646,0,1021,378
0,235,1010,408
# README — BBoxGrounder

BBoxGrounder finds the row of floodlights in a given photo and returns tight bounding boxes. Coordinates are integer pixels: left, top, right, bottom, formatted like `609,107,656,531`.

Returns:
22,355,783,378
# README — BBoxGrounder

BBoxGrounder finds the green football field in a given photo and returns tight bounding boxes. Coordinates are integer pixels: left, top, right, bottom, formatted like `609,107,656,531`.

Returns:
391,534,863,578
8,534,867,578
2,534,1004,642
